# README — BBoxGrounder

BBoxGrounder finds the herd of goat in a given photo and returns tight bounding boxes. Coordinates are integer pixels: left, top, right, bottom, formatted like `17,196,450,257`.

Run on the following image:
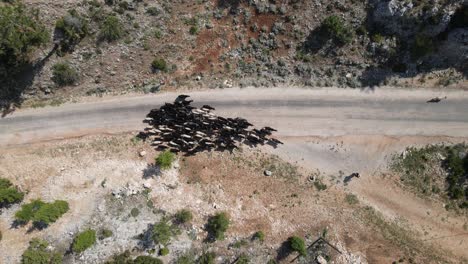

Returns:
138,95,282,155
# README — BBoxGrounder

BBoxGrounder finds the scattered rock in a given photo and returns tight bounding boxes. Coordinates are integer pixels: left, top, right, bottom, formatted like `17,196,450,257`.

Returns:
264,170,272,176
317,255,328,264
139,151,147,157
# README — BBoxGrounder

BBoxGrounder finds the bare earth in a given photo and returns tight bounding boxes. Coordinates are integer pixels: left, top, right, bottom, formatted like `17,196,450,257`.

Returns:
1,87,468,263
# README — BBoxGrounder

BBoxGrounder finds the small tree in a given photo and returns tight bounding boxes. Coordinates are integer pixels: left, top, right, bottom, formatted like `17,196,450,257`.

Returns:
174,209,193,224
155,150,175,170
55,9,88,52
198,252,216,264
0,3,49,69
252,231,265,242
206,212,230,241
134,256,163,264
99,15,124,42
0,178,24,208
321,15,353,45
152,219,176,245
151,58,168,73
288,236,307,256
15,200,46,224
72,229,96,253
52,62,79,86
21,239,62,264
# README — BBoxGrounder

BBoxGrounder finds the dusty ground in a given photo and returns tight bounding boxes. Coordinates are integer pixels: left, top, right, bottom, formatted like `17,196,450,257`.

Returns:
1,133,467,263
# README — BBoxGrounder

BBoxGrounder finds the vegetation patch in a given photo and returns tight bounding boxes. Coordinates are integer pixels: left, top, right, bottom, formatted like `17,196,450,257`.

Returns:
391,144,468,210
320,15,354,45
152,219,179,246
21,238,62,264
151,58,168,73
0,178,24,208
206,212,230,241
52,61,79,86
55,9,88,52
288,236,307,256
0,2,49,70
72,229,97,253
345,193,359,205
99,15,124,42
198,252,216,264
15,199,69,228
155,150,175,169
252,230,265,242
174,209,193,224
105,250,163,264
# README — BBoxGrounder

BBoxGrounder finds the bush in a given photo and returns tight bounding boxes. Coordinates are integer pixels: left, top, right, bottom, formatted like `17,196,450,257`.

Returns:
288,236,307,256
131,207,140,217
0,3,49,69
189,25,199,35
237,254,250,264
152,219,177,245
134,256,163,264
175,253,196,264
151,58,168,73
174,209,193,224
15,199,68,227
99,228,113,240
155,150,175,169
345,193,359,205
252,231,265,242
21,238,62,264
159,247,169,256
52,62,79,86
99,15,124,42
198,252,216,264
321,15,353,45
55,9,88,52
206,212,230,241
411,34,434,59
72,229,96,253
0,178,24,208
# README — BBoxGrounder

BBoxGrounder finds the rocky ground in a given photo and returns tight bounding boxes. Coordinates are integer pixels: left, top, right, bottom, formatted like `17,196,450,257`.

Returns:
1,134,466,263
1,0,467,110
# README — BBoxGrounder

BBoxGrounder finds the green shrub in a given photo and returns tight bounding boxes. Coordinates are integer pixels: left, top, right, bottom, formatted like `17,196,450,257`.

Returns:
252,231,265,242
99,228,113,239
174,209,193,224
32,200,69,227
411,34,434,59
134,256,163,264
131,207,140,217
159,247,169,256
314,179,327,191
152,219,178,245
151,58,168,73
52,62,79,86
189,25,199,35
155,150,175,169
55,9,88,52
0,3,49,69
175,253,196,264
21,239,62,264
72,229,96,253
99,15,124,42
345,193,359,205
15,199,46,224
288,236,307,256
237,254,250,264
0,230,2,242
198,252,215,264
146,7,159,16
321,15,353,45
206,212,230,241
0,178,24,208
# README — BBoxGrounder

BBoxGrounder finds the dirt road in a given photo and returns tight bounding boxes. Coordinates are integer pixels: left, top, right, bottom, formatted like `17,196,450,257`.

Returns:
1,87,468,145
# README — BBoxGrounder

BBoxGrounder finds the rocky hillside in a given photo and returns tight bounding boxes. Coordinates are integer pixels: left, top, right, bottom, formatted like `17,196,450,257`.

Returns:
0,0,467,111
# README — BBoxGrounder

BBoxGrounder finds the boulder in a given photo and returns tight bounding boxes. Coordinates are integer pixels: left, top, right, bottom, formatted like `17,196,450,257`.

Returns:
264,170,272,176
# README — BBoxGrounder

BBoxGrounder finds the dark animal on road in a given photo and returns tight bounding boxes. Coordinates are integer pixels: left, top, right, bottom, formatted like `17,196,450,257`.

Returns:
427,96,446,103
